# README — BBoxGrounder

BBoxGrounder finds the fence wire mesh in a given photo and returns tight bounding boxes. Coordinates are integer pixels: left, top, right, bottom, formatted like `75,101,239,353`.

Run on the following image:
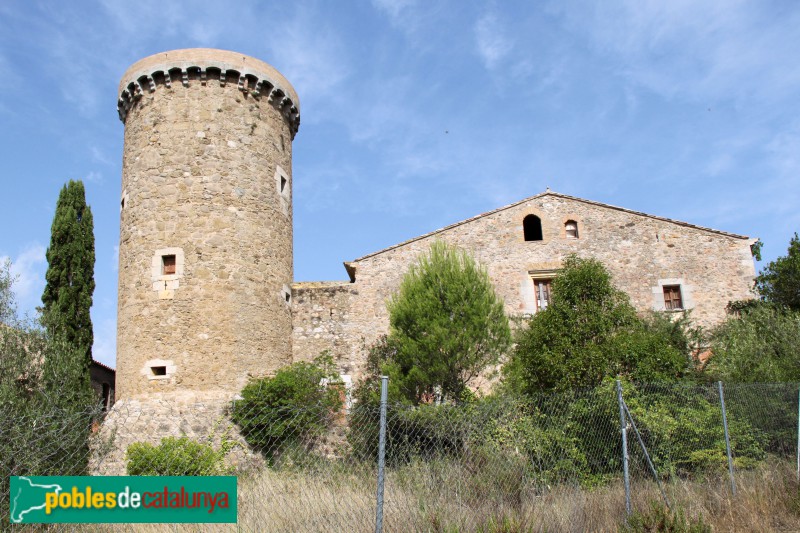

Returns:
2,381,799,531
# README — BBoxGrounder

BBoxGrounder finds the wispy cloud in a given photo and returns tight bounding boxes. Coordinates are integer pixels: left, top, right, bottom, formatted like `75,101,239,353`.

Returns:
90,145,112,166
550,0,800,106
475,9,513,70
371,0,419,22
83,171,103,184
263,6,351,116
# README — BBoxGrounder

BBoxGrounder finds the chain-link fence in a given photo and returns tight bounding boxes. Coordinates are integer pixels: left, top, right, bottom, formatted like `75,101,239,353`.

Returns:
3,381,800,531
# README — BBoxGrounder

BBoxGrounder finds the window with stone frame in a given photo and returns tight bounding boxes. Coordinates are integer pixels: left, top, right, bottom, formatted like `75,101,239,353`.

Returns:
565,220,579,239
663,285,683,310
533,278,553,311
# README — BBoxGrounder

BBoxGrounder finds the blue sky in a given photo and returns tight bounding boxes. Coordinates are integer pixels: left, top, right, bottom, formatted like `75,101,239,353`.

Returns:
1,1,798,368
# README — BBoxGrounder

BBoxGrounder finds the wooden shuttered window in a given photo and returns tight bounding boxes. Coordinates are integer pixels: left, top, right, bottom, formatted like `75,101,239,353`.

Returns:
534,279,552,311
663,285,683,310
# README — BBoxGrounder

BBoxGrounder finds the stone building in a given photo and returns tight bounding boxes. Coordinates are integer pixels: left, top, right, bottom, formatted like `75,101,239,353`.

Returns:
113,48,757,405
291,190,757,384
89,359,115,411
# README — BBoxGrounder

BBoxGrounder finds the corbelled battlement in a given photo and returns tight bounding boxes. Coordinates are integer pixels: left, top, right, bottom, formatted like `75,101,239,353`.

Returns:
117,48,300,137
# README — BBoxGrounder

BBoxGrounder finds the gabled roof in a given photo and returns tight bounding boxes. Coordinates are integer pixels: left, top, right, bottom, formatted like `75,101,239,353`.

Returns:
91,359,116,373
349,190,750,264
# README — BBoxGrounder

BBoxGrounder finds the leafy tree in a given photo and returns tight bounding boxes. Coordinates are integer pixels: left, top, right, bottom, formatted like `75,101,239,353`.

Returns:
41,179,95,364
0,259,16,327
0,263,97,528
755,233,800,310
707,303,800,382
506,255,690,394
382,241,511,404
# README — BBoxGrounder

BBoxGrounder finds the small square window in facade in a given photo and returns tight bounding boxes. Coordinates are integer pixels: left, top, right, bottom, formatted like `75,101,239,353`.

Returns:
663,285,683,310
162,255,176,275
151,366,167,376
534,279,552,311
565,220,579,239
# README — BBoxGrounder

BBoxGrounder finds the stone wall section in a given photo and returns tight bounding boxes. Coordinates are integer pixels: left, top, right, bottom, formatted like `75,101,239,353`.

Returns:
291,193,756,380
291,282,363,376
116,49,297,401
91,395,263,476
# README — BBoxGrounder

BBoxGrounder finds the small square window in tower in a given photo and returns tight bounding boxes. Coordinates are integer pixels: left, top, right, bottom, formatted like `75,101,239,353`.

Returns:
534,279,552,311
663,285,683,310
162,255,176,275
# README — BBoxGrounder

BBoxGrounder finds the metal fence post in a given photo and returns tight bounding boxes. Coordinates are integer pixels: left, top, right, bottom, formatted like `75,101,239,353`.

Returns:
616,379,631,517
718,381,736,496
375,376,389,533
622,398,671,510
796,385,800,482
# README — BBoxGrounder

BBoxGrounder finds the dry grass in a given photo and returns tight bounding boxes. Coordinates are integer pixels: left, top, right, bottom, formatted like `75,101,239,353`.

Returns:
16,459,800,532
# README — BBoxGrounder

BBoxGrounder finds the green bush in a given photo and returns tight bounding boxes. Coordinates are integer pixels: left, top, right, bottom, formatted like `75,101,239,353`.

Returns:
507,256,694,394
622,502,710,533
126,437,229,476
231,354,343,464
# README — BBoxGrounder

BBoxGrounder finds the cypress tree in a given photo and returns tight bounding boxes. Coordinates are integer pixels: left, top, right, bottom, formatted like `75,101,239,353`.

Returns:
41,180,96,366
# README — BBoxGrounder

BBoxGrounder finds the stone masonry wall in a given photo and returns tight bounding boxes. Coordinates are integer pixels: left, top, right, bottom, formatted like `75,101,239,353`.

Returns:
116,50,298,401
291,192,756,380
291,282,363,376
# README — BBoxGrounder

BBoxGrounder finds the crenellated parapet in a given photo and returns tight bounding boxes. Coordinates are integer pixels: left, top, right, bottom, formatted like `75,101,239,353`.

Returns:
117,48,300,137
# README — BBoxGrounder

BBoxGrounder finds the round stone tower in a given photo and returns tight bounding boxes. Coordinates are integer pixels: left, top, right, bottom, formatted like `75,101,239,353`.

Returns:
115,49,300,401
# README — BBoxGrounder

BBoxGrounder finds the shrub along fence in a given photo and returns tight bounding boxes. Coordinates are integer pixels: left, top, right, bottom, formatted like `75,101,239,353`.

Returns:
1,381,799,531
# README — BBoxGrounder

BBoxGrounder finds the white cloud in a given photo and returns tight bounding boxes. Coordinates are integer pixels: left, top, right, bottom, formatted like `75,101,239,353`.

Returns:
475,10,513,70
550,0,800,105
90,145,112,165
263,6,350,115
84,171,103,184
372,0,417,19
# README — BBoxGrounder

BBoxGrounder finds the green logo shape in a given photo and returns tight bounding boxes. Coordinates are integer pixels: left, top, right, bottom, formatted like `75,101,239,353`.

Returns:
9,476,237,524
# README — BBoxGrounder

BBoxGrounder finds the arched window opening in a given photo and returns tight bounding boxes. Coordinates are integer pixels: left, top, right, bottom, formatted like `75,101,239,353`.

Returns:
523,215,543,241
565,220,579,239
